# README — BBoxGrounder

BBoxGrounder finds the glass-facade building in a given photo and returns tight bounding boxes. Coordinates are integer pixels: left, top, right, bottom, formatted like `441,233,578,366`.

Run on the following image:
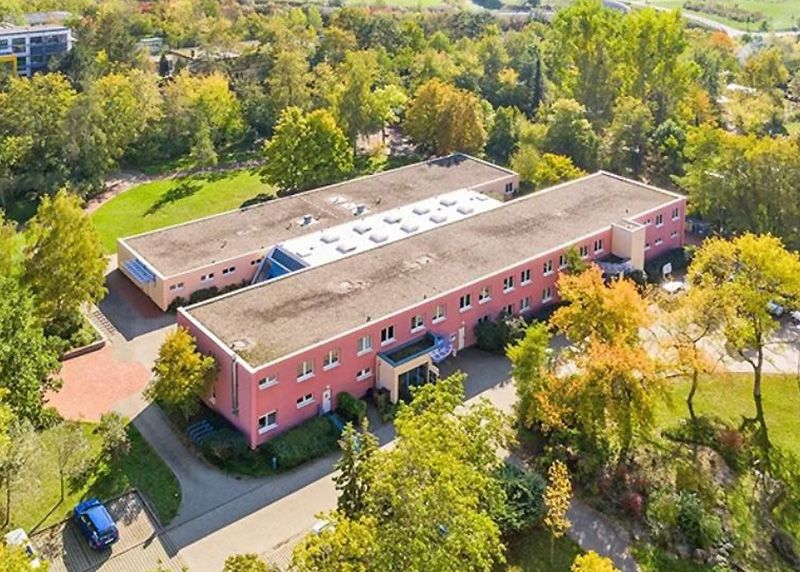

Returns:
0,24,71,77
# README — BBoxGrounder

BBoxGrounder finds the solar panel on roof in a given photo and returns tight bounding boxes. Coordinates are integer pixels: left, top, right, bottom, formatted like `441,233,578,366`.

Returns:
123,259,156,284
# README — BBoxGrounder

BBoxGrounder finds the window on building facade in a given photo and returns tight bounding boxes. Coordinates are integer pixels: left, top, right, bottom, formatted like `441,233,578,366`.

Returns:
672,207,680,220
655,214,664,227
520,296,531,311
542,287,553,303
579,245,589,258
381,325,395,345
250,258,263,266
505,182,514,193
503,304,514,316
594,239,603,253
169,282,184,291
222,266,236,275
655,237,663,246
542,260,553,276
645,242,651,251
258,411,278,434
357,334,372,354
356,367,372,381
479,286,491,303
432,304,446,323
503,276,515,292
201,273,214,282
411,314,425,332
296,394,314,408
323,348,341,369
297,360,314,381
671,231,679,239
477,315,490,324
559,254,567,269
520,269,531,284
459,294,472,311
258,374,278,389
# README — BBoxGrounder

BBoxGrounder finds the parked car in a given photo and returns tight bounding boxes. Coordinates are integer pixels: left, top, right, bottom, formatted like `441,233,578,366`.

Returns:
661,280,686,295
4,528,41,568
767,301,785,317
790,310,800,324
74,498,119,550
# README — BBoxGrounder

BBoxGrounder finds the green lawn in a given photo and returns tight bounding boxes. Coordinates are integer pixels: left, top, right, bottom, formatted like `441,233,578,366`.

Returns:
654,372,800,457
9,423,181,533
90,168,275,253
640,0,800,31
503,528,583,571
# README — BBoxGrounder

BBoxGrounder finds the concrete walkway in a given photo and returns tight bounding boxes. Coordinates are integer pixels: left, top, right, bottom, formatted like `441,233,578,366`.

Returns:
568,501,640,572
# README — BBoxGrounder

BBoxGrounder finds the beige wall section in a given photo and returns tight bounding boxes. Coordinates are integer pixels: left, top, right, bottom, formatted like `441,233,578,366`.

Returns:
472,173,519,201
611,221,646,270
117,239,168,309
376,353,433,404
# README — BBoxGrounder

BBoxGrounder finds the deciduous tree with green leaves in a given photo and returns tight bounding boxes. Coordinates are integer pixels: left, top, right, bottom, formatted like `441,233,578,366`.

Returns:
146,327,217,420
97,412,131,461
262,107,353,193
572,551,619,571
334,418,378,519
687,233,800,453
544,460,572,563
601,96,653,178
42,421,91,503
542,99,599,171
23,190,106,335
223,553,278,572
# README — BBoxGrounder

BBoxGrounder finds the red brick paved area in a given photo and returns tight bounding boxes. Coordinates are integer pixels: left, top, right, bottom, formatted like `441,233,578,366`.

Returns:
47,346,150,422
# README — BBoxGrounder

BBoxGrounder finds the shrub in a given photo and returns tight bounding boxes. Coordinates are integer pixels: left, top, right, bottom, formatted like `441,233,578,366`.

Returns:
265,416,340,470
620,490,645,520
373,388,397,423
644,247,688,283
337,391,367,424
492,462,547,533
202,428,252,464
188,286,219,305
676,491,723,549
474,314,528,353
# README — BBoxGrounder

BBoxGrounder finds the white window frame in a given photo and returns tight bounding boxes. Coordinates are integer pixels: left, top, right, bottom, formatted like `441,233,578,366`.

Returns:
671,231,679,239
323,348,341,370
479,286,491,304
542,260,553,277
169,282,184,291
222,266,236,275
503,276,515,292
432,304,446,324
520,296,531,311
579,245,589,259
520,269,531,285
297,360,315,382
200,273,215,283
672,207,680,221
503,304,514,316
296,393,315,409
559,254,567,269
542,287,553,303
459,294,472,312
258,411,278,434
258,374,278,389
477,315,490,324
654,237,663,246
356,367,373,381
655,214,664,227
645,242,651,251
251,258,263,266
594,239,603,253
381,325,396,346
410,314,425,333
357,334,372,355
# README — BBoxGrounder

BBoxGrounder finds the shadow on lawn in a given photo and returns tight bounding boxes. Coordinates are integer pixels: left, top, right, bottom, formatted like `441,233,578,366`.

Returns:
145,180,203,215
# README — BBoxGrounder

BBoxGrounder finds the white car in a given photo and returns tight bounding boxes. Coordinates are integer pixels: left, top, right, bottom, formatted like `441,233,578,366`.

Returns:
4,528,41,568
790,310,800,324
767,301,785,317
661,280,686,295
311,519,332,535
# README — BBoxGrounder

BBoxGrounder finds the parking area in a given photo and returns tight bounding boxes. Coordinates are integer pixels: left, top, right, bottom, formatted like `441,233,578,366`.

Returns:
33,491,186,572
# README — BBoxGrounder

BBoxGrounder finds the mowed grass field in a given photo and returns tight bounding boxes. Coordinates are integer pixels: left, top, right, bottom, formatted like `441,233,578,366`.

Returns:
654,372,800,456
91,168,275,253
641,0,800,30
9,423,180,533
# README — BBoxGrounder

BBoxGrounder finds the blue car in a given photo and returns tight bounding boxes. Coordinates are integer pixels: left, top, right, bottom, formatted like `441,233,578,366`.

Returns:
73,498,119,550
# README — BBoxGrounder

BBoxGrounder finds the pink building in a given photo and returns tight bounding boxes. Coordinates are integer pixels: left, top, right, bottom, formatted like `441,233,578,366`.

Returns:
177,171,686,448
117,154,518,311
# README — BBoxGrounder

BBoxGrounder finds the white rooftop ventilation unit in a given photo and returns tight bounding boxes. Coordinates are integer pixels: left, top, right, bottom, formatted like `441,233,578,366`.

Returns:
353,204,368,216
440,198,457,207
300,214,315,226
383,213,402,224
370,233,388,244
401,222,419,234
353,223,372,235
457,205,474,215
336,242,357,254
413,205,430,215
320,233,339,244
430,213,448,224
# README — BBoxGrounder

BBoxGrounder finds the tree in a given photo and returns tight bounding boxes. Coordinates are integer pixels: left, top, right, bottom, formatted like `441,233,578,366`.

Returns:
739,47,789,91
486,106,521,165
542,99,598,171
0,275,60,427
262,107,353,193
223,553,277,572
543,460,572,563
0,542,46,572
42,421,91,503
97,412,131,460
0,212,18,277
507,321,552,429
658,287,722,419
332,50,382,147
687,234,800,453
601,96,653,178
0,419,39,527
146,327,217,420
572,551,619,572
23,190,107,334
334,418,378,519
510,147,585,191
405,79,487,155
267,49,312,115
294,374,510,572
189,120,219,168
492,462,546,534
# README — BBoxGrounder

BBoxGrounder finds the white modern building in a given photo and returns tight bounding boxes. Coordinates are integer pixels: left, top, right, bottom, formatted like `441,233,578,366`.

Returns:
0,22,72,77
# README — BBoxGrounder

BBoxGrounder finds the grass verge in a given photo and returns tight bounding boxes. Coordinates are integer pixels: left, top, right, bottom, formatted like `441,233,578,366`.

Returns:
9,423,181,532
503,527,583,571
91,168,274,252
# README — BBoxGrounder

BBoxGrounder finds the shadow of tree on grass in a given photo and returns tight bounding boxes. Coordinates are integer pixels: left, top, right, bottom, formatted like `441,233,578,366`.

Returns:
145,180,203,215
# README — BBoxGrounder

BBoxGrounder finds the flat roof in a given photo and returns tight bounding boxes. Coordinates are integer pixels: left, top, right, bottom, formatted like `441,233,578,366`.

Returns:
185,173,681,367
0,23,69,34
123,154,513,276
